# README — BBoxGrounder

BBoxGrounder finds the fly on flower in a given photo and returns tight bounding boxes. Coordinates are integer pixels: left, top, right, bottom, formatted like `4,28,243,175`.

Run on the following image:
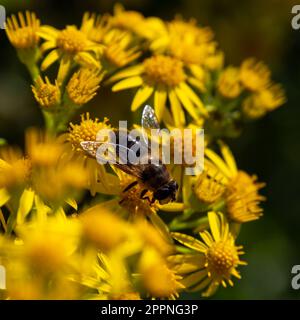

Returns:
80,105,178,205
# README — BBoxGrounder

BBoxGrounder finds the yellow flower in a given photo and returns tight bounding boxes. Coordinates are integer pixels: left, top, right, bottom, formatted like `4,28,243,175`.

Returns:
66,68,104,106
217,67,243,99
18,217,81,274
110,54,207,127
204,50,224,70
38,22,103,83
151,17,213,55
204,142,265,223
81,12,111,43
66,113,116,195
256,83,286,111
171,211,246,297
24,129,88,204
240,58,271,91
242,83,286,119
6,11,40,49
110,3,145,34
80,206,128,252
102,30,141,68
194,171,226,204
136,17,167,43
0,148,31,190
68,113,111,153
31,76,61,109
242,94,267,119
134,219,173,256
82,13,140,69
139,248,184,299
117,170,158,218
25,128,64,167
77,252,139,300
0,129,88,221
81,168,173,245
4,217,83,299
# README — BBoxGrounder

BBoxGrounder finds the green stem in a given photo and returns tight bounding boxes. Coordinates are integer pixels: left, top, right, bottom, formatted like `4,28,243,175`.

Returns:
43,111,57,136
170,215,208,231
26,63,40,81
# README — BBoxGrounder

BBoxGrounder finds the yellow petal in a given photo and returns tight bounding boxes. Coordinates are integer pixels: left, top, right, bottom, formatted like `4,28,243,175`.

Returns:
205,149,232,178
57,55,72,85
154,88,167,121
16,188,35,225
168,89,185,127
41,49,60,71
40,41,56,53
106,64,144,84
37,25,59,40
199,230,214,246
149,212,173,244
202,282,219,297
188,77,206,92
34,195,50,222
131,85,154,111
161,107,175,127
159,202,185,212
219,141,238,176
76,52,101,69
65,198,78,210
171,232,207,252
179,82,208,116
0,208,7,232
0,188,10,207
175,87,200,121
112,76,143,92
189,277,211,292
208,211,221,242
181,269,207,288
168,254,206,274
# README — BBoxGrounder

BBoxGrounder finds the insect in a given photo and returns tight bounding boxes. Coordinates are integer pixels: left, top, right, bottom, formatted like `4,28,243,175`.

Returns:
80,105,178,205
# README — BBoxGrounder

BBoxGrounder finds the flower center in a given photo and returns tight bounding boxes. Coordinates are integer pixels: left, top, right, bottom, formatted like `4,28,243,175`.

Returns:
206,241,238,277
68,114,110,153
143,55,186,87
57,27,87,54
35,84,60,108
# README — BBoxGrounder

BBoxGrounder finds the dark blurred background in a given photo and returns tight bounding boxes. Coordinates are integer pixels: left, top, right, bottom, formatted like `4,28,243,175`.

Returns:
0,0,299,299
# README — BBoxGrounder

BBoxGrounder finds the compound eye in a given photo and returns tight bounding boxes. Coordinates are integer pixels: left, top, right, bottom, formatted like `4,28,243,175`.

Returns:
154,187,171,200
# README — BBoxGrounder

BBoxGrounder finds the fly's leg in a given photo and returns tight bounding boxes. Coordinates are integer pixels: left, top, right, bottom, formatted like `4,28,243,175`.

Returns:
140,189,152,203
123,181,138,193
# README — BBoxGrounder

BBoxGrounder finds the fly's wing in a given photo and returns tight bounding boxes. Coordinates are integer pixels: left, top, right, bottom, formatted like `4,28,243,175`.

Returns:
80,141,144,179
141,105,160,131
141,105,167,164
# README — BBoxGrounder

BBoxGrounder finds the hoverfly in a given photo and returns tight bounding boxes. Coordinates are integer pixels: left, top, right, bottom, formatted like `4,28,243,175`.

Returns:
80,105,178,204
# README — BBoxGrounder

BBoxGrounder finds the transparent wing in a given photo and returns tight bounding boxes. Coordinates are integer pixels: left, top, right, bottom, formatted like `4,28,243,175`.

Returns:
141,105,169,164
141,105,160,130
80,141,145,179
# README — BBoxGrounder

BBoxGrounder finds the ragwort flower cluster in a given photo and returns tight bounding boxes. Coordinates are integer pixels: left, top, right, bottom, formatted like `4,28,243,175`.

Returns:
0,4,285,299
